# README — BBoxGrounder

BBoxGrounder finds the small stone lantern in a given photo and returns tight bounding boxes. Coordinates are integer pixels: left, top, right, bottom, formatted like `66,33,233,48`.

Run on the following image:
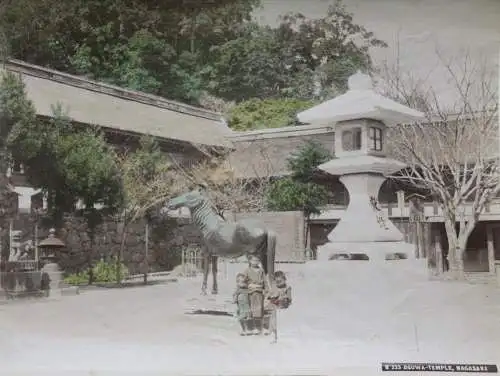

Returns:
38,228,66,298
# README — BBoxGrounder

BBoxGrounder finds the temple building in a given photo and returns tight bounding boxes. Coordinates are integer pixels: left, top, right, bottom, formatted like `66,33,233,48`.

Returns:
1,59,231,214
227,78,500,282
1,59,499,283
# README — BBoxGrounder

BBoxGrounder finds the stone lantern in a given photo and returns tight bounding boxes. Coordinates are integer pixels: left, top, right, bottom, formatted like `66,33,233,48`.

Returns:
297,71,425,262
38,228,66,298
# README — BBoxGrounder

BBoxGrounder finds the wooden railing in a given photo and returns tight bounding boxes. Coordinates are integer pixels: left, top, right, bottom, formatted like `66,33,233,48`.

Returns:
313,198,500,221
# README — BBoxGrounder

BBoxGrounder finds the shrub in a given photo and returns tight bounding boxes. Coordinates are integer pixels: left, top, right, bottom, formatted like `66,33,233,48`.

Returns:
64,258,129,285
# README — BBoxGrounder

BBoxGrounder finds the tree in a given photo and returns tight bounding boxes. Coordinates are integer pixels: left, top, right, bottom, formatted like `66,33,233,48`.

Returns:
175,155,270,218
115,136,174,283
275,1,386,96
204,23,291,102
0,0,261,103
266,141,332,248
227,98,314,130
381,51,499,279
0,72,75,224
205,1,387,102
1,71,123,275
0,70,34,257
56,125,123,282
5,92,122,227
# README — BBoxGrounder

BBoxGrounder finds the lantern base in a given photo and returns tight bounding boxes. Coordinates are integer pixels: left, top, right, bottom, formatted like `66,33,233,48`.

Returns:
41,262,63,299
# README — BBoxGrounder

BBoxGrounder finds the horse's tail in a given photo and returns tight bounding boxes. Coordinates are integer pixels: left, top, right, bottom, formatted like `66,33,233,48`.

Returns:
265,230,277,281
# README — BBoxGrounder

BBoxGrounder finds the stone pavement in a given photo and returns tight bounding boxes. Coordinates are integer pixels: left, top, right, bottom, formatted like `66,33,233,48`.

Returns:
1,261,500,373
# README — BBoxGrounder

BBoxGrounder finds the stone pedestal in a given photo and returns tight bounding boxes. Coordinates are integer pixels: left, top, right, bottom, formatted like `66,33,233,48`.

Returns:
317,173,413,261
317,240,415,263
328,174,404,243
41,262,63,299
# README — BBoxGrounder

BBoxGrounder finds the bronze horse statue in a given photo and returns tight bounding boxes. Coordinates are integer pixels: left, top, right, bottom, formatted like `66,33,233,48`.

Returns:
166,188,276,295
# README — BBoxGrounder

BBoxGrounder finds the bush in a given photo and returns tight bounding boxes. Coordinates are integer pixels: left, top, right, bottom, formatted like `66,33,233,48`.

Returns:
64,258,129,285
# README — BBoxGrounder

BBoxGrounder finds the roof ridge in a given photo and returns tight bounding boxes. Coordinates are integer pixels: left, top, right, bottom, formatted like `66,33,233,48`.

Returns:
4,59,222,121
229,124,334,139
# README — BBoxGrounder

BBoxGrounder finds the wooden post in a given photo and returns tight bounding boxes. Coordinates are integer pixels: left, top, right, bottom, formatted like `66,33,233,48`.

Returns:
423,223,431,258
416,221,425,259
409,200,419,258
34,223,39,269
396,190,405,217
144,222,149,284
435,234,443,274
486,225,495,276
8,220,13,261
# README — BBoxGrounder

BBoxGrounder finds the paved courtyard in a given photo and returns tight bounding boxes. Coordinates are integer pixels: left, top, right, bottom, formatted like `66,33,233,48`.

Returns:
1,260,500,374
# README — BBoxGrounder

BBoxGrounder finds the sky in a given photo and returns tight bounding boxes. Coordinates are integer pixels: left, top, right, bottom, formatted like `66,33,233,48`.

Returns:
254,0,500,107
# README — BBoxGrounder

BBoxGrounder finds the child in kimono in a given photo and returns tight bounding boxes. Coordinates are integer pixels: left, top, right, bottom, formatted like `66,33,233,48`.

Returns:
243,254,267,334
232,273,251,335
263,270,292,336
269,271,292,308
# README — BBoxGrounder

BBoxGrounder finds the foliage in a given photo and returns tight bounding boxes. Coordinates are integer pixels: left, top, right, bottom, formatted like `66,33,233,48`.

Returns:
204,24,290,102
0,71,38,221
57,128,123,210
0,0,261,104
64,258,129,285
288,141,332,183
0,71,38,150
265,141,331,249
117,136,173,225
174,154,270,217
275,1,386,95
1,0,384,106
1,72,122,226
115,136,174,283
227,98,314,130
266,178,329,216
205,1,386,102
266,141,331,217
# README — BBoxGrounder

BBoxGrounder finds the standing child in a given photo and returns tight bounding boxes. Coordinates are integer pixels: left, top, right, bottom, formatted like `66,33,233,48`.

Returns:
232,273,251,335
264,270,292,339
243,254,267,335
269,271,292,309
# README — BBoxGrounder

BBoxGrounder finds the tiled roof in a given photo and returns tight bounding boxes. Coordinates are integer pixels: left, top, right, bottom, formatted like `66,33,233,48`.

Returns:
1,59,232,148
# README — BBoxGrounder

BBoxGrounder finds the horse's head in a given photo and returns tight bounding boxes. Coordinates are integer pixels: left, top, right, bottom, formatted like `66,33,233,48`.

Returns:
166,186,206,211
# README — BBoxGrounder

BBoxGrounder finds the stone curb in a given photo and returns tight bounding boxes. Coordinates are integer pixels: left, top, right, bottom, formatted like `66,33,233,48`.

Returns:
0,278,178,304
75,278,178,291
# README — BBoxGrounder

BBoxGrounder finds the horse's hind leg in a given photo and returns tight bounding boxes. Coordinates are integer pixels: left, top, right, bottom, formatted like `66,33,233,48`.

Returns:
201,249,209,296
211,255,218,295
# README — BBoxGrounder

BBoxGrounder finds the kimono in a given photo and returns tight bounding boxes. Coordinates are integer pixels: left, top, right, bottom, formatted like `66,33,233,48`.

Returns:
265,284,292,311
263,283,292,335
233,287,251,321
243,266,266,318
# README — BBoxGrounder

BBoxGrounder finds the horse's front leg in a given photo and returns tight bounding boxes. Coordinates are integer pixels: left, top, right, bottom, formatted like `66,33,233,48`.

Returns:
211,255,218,295
201,251,209,296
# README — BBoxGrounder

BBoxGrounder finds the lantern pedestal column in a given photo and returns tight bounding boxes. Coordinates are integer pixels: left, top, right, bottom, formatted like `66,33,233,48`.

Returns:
317,173,412,262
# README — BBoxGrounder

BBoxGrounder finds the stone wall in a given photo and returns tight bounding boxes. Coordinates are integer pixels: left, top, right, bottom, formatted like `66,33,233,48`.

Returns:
8,214,201,275
233,211,305,262
6,210,305,274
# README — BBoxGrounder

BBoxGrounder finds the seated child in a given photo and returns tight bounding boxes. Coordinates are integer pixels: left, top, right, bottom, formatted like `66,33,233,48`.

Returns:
232,273,251,335
243,254,267,335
